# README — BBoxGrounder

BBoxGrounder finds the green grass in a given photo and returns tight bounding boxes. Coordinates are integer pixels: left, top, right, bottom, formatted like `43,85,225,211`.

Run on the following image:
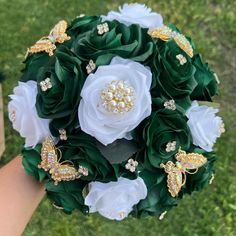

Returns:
0,0,236,235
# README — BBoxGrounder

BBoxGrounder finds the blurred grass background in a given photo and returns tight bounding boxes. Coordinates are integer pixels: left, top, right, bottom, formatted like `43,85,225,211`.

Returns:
0,0,236,235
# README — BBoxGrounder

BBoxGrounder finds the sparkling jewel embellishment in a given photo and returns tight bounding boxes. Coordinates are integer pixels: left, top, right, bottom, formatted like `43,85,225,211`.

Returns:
86,60,96,74
125,159,138,172
166,141,177,152
160,149,207,197
97,23,109,35
176,54,187,65
100,80,135,114
40,78,52,92
27,20,70,56
38,137,89,185
164,99,176,110
59,129,67,140
148,25,193,58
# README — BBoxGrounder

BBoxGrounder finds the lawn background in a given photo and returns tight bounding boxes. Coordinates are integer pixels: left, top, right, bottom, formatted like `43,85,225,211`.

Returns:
0,0,236,235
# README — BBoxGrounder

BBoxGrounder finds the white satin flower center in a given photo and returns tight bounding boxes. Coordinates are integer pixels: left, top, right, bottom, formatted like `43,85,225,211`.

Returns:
100,80,135,114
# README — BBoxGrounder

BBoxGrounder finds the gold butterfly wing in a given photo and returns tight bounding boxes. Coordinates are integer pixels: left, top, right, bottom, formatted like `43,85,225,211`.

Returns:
176,150,207,171
49,20,71,44
38,137,58,171
161,161,184,197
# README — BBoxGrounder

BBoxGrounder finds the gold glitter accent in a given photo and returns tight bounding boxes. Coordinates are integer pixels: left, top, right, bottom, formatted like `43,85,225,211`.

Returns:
100,80,135,114
148,25,193,58
97,23,109,35
209,174,215,185
40,77,52,92
160,149,207,197
125,159,138,172
159,211,167,220
28,20,71,56
38,137,88,185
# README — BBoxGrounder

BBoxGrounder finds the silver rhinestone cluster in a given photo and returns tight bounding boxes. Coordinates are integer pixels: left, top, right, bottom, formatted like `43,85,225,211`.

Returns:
176,54,187,65
86,60,96,74
100,80,135,114
164,99,176,110
59,129,67,140
97,23,109,35
40,77,52,92
166,141,176,152
125,158,138,172
78,166,89,176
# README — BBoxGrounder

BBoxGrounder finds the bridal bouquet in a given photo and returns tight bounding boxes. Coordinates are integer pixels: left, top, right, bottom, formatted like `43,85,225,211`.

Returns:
8,3,224,220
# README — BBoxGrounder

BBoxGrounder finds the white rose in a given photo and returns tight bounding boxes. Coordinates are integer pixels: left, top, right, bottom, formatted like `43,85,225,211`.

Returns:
78,56,152,145
8,81,52,147
186,101,224,152
102,3,163,29
85,177,147,221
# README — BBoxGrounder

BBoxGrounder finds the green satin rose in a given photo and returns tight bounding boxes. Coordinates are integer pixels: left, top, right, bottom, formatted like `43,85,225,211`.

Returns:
155,39,197,110
143,109,191,168
71,19,156,67
36,47,85,132
191,54,218,101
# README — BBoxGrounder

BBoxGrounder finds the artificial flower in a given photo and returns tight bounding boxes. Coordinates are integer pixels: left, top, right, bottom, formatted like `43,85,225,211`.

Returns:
186,101,224,151
78,56,152,145
8,81,51,147
85,177,147,220
102,3,163,29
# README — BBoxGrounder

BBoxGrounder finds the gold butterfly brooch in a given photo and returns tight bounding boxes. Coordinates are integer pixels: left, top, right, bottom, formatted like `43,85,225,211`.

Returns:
148,25,193,58
27,20,71,57
160,149,207,197
38,137,88,185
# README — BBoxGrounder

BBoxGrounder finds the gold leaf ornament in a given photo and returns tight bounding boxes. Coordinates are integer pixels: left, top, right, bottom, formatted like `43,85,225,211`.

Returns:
27,20,71,57
38,137,88,185
148,25,193,58
160,149,207,197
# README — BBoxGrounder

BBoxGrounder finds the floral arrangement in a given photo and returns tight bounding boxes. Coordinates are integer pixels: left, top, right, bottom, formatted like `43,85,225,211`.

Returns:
8,3,225,221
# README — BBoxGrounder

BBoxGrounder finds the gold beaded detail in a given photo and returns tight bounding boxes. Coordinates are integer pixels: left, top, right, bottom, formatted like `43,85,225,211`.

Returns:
148,25,193,58
100,80,135,114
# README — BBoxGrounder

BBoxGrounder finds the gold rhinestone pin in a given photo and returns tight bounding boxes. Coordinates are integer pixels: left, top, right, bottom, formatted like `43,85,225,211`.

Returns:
160,149,207,197
27,20,71,57
38,137,88,185
148,25,193,58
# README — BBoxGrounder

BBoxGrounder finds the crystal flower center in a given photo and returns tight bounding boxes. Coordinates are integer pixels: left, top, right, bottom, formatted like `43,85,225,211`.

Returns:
100,80,135,114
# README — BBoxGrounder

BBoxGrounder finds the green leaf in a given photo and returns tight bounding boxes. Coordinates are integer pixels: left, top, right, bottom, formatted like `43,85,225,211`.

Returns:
96,139,139,164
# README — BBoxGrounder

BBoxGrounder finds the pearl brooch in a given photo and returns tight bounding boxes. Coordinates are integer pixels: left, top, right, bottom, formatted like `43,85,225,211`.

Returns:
40,77,52,92
100,80,135,114
166,141,176,152
176,54,187,65
97,23,109,35
125,158,138,172
86,60,96,74
164,99,176,110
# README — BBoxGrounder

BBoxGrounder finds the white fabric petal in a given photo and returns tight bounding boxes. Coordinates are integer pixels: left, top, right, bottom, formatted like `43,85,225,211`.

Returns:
186,101,223,151
8,80,52,147
85,177,147,220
